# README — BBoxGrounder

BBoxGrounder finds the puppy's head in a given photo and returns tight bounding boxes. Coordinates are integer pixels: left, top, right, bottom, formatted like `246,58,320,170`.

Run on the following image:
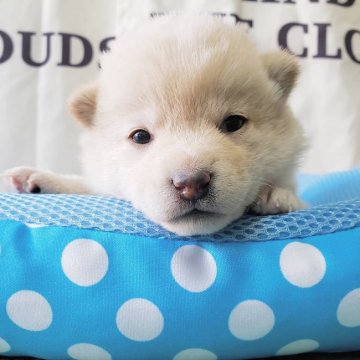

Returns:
69,15,304,236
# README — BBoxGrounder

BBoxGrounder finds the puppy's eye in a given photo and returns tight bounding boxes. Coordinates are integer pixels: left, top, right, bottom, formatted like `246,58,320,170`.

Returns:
130,129,151,144
220,115,247,133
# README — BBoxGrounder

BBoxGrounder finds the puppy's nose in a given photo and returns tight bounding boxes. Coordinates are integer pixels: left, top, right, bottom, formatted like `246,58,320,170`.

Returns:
172,170,211,201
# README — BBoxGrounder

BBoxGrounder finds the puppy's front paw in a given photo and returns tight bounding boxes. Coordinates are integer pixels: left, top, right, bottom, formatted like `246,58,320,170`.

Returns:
3,166,49,194
249,186,306,215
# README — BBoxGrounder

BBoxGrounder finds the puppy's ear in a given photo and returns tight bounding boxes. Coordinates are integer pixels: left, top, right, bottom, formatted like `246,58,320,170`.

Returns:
261,51,299,102
68,84,98,127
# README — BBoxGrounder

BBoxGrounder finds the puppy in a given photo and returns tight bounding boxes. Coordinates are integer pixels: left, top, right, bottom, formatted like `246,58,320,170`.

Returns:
3,14,305,236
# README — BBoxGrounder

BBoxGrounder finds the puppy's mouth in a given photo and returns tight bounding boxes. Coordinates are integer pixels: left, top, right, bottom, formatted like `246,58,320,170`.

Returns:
171,208,220,222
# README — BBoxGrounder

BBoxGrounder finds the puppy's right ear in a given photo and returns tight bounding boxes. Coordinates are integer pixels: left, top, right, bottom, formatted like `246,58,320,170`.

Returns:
68,84,98,127
260,51,299,103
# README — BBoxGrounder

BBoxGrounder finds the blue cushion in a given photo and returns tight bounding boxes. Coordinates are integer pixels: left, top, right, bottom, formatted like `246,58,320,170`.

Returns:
0,169,359,360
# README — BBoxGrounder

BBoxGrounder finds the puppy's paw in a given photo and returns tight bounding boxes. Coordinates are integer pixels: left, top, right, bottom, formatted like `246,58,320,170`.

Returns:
2,166,56,194
249,186,306,215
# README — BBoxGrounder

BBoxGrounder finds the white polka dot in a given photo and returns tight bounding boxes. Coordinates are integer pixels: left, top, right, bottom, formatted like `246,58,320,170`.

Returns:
6,290,52,331
61,239,109,286
337,288,360,327
276,339,319,356
116,298,164,341
280,242,326,288
171,245,217,292
228,300,275,340
0,337,10,353
173,348,217,360
68,343,111,360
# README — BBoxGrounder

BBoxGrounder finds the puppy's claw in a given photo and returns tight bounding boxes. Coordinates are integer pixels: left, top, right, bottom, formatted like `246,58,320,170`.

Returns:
30,184,41,194
9,176,26,193
3,166,44,194
250,186,306,215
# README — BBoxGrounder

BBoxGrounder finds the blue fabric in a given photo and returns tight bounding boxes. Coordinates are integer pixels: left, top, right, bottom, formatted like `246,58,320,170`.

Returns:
0,169,359,360
298,168,360,206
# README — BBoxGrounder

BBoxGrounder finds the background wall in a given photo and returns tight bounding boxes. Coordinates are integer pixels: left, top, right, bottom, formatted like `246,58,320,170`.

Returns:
0,0,359,175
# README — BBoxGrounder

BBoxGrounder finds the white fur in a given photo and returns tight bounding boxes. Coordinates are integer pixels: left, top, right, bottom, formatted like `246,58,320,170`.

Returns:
2,15,306,236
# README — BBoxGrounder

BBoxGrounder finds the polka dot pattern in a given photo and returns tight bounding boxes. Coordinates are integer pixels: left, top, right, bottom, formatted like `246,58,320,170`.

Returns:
61,239,109,286
171,245,217,292
6,290,53,331
67,343,111,360
173,348,217,360
0,192,359,359
276,339,320,356
0,338,10,353
228,300,275,340
116,298,164,341
337,289,360,327
280,242,326,288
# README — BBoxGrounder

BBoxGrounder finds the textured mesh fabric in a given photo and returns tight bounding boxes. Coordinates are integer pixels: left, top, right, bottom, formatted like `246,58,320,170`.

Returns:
0,193,359,242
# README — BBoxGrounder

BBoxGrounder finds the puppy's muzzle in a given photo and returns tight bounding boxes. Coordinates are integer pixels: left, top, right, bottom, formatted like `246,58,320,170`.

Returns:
172,170,211,202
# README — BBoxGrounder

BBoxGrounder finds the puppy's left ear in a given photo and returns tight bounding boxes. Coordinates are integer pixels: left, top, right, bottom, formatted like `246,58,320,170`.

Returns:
261,51,299,102
68,84,98,128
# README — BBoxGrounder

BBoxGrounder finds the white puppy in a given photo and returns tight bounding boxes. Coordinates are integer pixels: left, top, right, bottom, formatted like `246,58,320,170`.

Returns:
3,15,305,236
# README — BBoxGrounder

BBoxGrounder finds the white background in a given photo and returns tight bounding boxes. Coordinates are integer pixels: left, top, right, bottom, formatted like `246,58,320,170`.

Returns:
0,0,359,176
